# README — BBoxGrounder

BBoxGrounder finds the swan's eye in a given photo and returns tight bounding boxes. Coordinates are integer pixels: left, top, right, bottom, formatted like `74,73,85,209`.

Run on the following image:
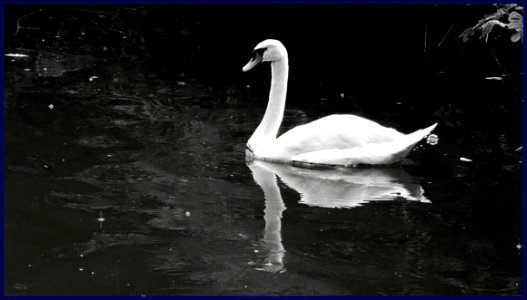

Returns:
252,48,266,58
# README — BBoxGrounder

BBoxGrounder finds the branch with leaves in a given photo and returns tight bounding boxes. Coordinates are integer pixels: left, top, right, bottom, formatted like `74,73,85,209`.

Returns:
460,4,523,43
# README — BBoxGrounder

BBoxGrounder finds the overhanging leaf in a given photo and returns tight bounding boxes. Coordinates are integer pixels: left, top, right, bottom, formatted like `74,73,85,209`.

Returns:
511,31,521,42
479,20,506,41
460,27,476,43
508,11,523,31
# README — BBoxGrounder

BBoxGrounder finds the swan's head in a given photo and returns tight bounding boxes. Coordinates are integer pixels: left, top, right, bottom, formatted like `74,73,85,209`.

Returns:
242,39,288,72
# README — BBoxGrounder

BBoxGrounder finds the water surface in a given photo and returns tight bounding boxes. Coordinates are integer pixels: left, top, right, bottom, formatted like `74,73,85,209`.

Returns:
4,52,523,296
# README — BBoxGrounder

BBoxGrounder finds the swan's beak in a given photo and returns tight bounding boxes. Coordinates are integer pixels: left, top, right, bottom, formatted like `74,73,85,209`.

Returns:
242,53,263,72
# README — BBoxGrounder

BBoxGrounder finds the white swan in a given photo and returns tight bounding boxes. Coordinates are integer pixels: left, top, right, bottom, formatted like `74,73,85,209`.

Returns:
242,39,437,166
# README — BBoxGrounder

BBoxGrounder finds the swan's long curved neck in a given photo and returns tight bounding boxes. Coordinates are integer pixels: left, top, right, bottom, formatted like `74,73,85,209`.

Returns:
249,58,289,146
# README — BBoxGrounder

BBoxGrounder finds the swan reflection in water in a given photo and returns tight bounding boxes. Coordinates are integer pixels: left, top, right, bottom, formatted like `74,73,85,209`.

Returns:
247,160,431,273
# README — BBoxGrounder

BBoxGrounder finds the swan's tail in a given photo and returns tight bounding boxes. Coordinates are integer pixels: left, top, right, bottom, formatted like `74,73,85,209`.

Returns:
397,123,438,157
406,123,437,143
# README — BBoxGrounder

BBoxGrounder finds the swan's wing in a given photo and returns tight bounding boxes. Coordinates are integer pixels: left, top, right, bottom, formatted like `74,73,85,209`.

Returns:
273,114,405,157
291,143,408,165
290,122,438,166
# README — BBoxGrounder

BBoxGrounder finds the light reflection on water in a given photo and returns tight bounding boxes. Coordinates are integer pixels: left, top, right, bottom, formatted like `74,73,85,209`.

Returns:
247,160,432,274
249,161,430,209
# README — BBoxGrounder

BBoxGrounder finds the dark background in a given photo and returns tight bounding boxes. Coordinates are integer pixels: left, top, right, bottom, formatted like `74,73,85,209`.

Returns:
4,4,523,102
3,4,524,296
4,3,524,171
3,4,525,177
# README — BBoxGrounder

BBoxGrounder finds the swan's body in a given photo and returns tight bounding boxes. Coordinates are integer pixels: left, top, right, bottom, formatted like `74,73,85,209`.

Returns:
243,39,437,166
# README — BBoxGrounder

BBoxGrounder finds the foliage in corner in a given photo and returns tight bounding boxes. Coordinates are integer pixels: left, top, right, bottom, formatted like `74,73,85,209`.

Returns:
460,4,523,43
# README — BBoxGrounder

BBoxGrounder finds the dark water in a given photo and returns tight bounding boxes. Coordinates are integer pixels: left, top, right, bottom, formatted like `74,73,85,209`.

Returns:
4,54,523,296
3,4,524,295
